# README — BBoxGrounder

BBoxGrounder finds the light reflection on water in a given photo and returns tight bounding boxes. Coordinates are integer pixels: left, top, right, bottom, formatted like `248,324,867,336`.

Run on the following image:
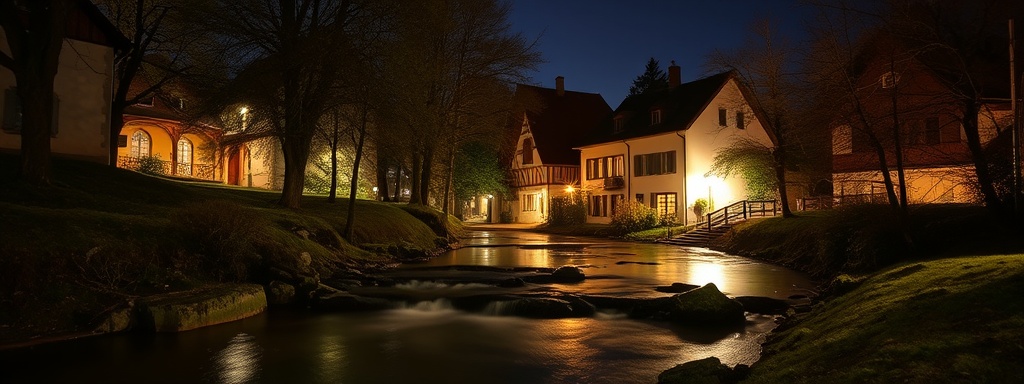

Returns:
0,230,814,384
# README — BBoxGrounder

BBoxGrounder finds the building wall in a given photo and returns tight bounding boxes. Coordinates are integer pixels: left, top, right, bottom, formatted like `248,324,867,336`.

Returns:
0,33,113,163
580,142,628,224
116,118,219,179
221,137,283,190
834,166,977,204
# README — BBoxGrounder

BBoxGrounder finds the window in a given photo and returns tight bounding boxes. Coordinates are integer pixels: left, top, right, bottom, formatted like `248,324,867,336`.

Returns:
136,96,155,107
654,193,677,219
585,155,624,179
924,117,940,145
635,194,644,204
633,151,676,177
880,71,900,89
177,138,193,164
718,108,727,126
522,193,538,211
614,116,625,133
3,87,59,135
610,194,624,215
522,138,534,165
940,121,961,143
130,130,151,158
590,195,611,217
736,111,745,130
650,109,662,125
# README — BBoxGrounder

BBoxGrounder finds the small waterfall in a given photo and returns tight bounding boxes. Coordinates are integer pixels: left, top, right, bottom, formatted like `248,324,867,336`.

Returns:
395,299,455,312
394,280,491,290
481,300,516,316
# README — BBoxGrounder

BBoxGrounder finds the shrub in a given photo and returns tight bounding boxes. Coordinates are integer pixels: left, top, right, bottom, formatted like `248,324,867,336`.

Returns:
499,210,514,224
611,199,658,234
136,155,165,175
548,194,587,226
693,198,709,221
172,200,267,281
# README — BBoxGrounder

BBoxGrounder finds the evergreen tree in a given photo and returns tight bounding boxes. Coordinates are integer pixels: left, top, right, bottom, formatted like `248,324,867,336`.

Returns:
628,57,668,96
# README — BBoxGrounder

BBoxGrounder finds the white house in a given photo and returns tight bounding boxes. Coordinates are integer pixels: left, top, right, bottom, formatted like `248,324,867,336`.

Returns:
503,77,611,223
0,1,128,164
576,66,775,224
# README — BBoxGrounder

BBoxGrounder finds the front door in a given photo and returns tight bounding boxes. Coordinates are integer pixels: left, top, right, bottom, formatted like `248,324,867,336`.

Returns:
228,150,240,185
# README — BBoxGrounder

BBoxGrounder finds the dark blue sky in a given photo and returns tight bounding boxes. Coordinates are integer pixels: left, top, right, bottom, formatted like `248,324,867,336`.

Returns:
507,0,812,108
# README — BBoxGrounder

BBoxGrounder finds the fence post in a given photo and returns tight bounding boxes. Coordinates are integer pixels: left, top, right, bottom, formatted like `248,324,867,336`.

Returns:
707,213,712,231
744,201,749,220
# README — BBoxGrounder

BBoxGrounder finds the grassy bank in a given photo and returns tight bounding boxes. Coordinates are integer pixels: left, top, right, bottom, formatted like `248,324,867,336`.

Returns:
0,156,459,343
746,254,1024,383
715,204,1023,279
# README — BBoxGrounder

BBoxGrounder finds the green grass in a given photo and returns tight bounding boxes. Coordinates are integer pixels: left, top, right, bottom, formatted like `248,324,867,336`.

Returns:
622,224,693,242
715,204,1024,278
747,255,1024,383
0,155,457,342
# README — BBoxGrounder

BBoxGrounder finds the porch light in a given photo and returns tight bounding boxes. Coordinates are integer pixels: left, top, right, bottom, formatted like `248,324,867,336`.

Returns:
486,194,493,199
565,185,575,193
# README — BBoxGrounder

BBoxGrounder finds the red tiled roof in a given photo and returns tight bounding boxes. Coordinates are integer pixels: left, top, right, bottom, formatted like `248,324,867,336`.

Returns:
511,84,611,165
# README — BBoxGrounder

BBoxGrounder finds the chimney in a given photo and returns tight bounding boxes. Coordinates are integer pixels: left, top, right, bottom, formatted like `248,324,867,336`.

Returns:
669,61,680,88
556,76,565,96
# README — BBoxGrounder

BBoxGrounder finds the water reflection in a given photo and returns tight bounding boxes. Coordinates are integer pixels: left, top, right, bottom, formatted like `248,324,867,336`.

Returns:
211,333,262,384
688,262,726,291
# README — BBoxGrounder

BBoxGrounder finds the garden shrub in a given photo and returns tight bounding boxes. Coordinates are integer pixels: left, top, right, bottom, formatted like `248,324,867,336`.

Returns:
548,194,587,226
172,200,267,281
611,199,658,234
136,155,165,175
693,198,709,222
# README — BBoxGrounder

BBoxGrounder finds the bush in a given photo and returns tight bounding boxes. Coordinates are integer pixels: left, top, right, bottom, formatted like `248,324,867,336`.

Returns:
499,210,513,224
693,198,709,221
136,155,165,175
172,200,267,281
610,199,658,234
548,194,587,226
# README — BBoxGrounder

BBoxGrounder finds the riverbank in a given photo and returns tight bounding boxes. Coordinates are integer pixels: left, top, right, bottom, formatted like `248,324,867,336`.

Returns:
0,156,459,346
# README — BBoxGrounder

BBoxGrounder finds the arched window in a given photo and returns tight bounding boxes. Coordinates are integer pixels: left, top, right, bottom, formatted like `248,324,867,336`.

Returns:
177,137,193,164
130,130,151,158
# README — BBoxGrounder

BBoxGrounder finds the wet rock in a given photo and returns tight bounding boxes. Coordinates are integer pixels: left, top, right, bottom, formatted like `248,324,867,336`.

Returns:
311,292,392,312
560,295,597,317
666,283,745,326
92,301,134,334
497,277,526,288
655,282,699,294
735,296,790,315
266,281,296,305
298,252,312,268
487,298,575,318
551,266,586,283
658,356,749,384
135,284,267,332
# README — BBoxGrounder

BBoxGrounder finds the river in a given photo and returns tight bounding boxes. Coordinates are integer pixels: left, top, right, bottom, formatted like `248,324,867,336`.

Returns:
0,229,814,384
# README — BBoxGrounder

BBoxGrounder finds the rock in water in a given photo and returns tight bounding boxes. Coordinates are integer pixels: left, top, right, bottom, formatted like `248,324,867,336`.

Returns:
311,292,393,312
658,357,748,384
135,284,267,332
551,266,586,283
266,281,296,305
668,283,745,326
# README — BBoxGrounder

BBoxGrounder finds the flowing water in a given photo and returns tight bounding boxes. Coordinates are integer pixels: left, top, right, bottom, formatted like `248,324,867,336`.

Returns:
0,230,814,384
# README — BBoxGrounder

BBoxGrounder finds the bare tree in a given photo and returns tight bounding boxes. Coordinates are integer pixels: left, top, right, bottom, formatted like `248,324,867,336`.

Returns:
0,0,76,184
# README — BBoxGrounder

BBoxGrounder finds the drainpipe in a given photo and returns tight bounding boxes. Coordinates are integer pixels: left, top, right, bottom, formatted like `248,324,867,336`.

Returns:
676,131,687,225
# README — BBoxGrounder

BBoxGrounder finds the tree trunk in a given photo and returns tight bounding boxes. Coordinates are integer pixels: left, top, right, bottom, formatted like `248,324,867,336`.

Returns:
772,118,793,217
376,153,390,202
441,148,455,214
410,153,422,204
327,124,339,203
109,101,127,167
394,163,403,201
419,144,434,206
962,101,1003,214
17,84,55,185
344,105,369,241
889,84,908,213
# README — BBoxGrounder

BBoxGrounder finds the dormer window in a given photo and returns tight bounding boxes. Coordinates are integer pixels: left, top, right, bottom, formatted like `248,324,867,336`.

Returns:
880,71,900,89
522,138,534,165
614,116,625,133
650,109,662,125
718,108,727,126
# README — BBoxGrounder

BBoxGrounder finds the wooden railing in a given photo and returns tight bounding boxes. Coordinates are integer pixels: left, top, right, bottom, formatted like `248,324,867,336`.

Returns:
704,200,779,231
799,193,892,211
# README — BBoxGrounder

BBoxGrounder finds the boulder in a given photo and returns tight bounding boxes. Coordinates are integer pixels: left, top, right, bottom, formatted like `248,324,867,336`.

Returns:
551,266,586,283
311,292,393,312
658,357,749,384
497,277,526,288
92,301,134,334
667,283,745,326
656,282,700,294
487,298,575,319
266,281,296,305
734,296,790,315
135,284,267,332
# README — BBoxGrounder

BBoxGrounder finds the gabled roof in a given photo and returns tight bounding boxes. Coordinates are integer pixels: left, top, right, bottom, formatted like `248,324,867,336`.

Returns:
578,71,734,147
512,84,611,165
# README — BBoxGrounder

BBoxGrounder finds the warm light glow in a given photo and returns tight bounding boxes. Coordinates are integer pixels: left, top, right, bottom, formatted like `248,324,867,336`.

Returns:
565,185,575,193
486,194,493,199
688,262,726,291
239,106,249,114
372,186,378,192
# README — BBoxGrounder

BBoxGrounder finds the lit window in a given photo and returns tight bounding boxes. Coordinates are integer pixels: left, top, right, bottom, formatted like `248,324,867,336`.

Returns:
880,71,900,89
130,130,151,158
177,137,193,164
651,109,662,125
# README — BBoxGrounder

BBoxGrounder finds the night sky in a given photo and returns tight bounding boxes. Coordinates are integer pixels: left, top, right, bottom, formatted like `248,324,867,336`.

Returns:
508,0,813,108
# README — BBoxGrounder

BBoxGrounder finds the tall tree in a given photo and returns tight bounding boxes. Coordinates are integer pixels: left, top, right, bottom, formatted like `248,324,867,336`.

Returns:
0,0,76,184
709,20,803,217
628,57,668,96
193,0,383,208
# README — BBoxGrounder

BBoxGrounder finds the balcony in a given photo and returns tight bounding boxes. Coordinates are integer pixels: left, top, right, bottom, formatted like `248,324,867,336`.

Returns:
603,176,625,190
